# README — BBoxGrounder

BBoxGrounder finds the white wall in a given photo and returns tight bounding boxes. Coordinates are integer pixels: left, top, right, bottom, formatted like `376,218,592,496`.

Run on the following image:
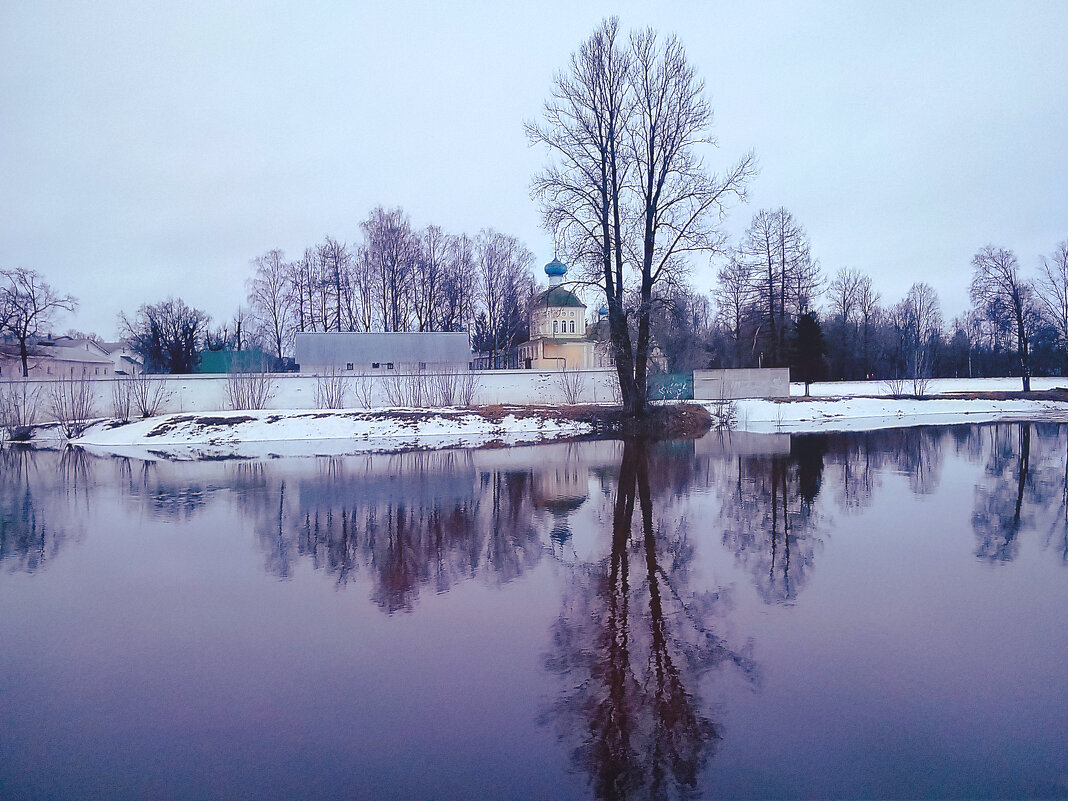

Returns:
694,368,791,400
0,368,623,418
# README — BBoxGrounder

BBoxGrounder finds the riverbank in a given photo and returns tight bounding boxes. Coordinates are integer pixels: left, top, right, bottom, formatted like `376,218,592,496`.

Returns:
61,403,712,460
722,389,1068,433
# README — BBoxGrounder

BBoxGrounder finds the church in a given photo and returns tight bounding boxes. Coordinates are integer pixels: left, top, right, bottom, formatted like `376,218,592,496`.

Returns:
518,258,596,369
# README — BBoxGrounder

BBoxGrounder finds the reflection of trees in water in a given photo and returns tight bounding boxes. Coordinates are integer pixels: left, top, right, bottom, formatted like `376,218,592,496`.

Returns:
718,436,827,604
542,441,757,801
250,453,542,613
0,447,88,572
971,423,1068,564
816,428,949,514
715,428,950,604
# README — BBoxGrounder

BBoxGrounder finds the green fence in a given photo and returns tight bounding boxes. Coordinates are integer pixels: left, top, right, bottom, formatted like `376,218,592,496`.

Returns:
647,372,693,401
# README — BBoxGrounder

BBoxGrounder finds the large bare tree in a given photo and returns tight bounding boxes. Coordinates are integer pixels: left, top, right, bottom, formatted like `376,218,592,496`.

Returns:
530,18,753,415
970,245,1039,391
119,297,210,374
0,268,78,376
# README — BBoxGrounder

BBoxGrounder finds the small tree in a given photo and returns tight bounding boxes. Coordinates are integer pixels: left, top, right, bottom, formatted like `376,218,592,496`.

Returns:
0,268,78,377
970,246,1038,391
792,312,826,396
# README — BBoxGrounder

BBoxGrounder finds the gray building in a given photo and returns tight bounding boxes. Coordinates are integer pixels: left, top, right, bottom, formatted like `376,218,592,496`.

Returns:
294,332,472,373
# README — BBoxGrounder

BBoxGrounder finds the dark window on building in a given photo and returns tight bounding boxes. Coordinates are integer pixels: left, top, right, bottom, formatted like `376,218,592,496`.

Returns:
419,362,427,370
387,362,394,370
372,362,380,369
346,363,354,370
569,320,575,333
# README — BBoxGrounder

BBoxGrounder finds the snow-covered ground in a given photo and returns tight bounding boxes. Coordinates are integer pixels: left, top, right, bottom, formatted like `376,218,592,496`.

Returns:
70,408,595,460
789,376,1068,397
727,395,1068,433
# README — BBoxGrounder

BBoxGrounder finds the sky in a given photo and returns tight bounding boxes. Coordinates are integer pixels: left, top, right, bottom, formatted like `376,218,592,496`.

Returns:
2,0,1066,338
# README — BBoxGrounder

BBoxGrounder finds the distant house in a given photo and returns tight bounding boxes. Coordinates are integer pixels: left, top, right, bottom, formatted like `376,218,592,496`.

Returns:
294,332,472,373
0,336,115,378
99,341,144,376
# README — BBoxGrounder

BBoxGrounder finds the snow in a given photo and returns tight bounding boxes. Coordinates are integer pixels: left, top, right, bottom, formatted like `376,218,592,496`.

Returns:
724,396,1068,433
789,376,1068,397
71,407,595,461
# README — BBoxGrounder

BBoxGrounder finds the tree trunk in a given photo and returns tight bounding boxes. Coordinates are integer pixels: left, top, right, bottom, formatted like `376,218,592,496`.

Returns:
1016,310,1031,391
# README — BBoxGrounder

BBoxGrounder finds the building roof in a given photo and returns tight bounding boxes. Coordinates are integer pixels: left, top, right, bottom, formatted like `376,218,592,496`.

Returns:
294,332,472,365
533,286,586,309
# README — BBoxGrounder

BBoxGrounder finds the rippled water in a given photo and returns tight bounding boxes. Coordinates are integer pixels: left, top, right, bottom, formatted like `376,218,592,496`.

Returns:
0,424,1065,800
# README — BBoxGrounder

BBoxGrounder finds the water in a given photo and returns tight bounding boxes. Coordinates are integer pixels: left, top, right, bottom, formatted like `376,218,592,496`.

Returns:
0,424,1065,800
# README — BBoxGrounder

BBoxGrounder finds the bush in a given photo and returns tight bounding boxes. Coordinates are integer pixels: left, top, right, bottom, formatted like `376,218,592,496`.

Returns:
0,382,42,441
315,369,351,409
48,374,96,439
226,369,276,411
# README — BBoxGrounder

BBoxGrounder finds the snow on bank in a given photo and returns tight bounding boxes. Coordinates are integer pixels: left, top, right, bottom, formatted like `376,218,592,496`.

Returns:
723,396,1068,433
73,408,594,460
790,376,1068,397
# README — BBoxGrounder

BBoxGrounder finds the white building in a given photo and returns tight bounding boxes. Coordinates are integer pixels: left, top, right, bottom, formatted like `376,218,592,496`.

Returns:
294,332,472,373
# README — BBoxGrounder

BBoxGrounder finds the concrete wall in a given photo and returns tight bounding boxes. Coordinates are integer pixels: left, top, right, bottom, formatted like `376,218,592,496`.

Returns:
0,368,623,418
693,368,790,400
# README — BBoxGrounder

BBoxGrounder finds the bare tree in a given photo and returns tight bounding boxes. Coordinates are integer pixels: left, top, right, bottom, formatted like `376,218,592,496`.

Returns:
317,237,352,333
741,208,818,365
856,274,880,377
351,246,377,332
412,225,448,332
1036,239,1068,349
827,267,864,324
901,282,943,392
530,18,752,415
0,268,78,376
361,207,418,332
714,252,757,366
473,229,533,361
438,233,477,332
119,297,210,374
971,245,1039,391
248,249,295,360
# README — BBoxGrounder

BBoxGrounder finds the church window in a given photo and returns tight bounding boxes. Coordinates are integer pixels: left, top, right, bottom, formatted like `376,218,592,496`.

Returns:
553,320,558,335
569,320,575,333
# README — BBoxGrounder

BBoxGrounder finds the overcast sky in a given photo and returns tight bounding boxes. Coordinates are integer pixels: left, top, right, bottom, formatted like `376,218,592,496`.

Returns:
2,0,1065,337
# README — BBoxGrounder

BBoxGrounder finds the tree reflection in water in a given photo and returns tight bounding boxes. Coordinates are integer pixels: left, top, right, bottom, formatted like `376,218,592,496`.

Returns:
0,446,89,572
542,441,757,801
971,423,1068,563
248,452,543,613
717,436,826,604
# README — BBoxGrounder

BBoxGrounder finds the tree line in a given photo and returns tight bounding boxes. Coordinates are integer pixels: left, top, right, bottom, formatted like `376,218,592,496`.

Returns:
116,209,537,373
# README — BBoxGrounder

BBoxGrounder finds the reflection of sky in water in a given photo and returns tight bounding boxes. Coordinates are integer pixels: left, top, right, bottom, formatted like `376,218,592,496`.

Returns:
0,425,1065,800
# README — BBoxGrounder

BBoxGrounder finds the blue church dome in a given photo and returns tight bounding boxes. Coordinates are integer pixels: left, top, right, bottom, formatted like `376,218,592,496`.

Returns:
544,257,568,277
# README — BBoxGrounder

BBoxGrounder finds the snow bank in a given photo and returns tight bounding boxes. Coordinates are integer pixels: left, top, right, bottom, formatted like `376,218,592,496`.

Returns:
790,377,1068,397
724,396,1068,433
73,408,594,460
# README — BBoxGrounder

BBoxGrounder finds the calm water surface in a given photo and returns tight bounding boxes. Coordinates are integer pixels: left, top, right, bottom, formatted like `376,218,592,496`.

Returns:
0,424,1065,800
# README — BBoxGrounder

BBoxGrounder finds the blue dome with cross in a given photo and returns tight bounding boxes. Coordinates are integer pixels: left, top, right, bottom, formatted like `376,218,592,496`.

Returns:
544,257,568,278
